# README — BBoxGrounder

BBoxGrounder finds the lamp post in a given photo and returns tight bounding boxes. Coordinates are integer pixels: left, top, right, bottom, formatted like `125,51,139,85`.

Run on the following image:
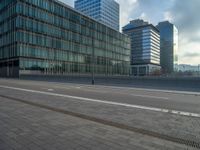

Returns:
91,33,95,85
92,48,95,85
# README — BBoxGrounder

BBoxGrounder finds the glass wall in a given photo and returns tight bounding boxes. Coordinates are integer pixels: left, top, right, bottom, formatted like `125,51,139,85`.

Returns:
0,0,130,77
157,21,178,73
75,0,119,31
123,26,160,66
0,0,19,77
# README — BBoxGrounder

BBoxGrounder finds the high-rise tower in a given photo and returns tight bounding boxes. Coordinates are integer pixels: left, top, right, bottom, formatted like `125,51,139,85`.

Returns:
75,0,119,31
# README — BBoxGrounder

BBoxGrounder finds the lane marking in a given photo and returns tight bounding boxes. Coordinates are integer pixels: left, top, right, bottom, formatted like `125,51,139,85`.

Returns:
54,86,70,90
1,79,200,96
81,88,109,94
131,94,169,100
47,89,54,91
41,88,54,91
0,85,200,118
95,85,200,96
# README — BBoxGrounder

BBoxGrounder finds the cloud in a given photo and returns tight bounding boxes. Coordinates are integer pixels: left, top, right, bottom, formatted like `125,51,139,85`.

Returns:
139,12,149,22
183,52,200,58
167,0,200,40
178,41,200,65
61,0,74,6
164,11,173,22
180,57,200,65
166,0,200,65
116,0,138,29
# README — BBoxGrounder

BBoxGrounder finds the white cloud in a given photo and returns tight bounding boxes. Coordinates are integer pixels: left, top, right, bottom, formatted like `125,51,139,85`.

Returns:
198,30,200,37
139,12,149,22
116,0,138,30
178,41,200,65
60,0,73,7
164,11,173,22
167,0,200,65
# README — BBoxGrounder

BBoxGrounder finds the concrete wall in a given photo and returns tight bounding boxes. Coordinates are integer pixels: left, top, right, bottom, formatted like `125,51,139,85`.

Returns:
19,74,200,92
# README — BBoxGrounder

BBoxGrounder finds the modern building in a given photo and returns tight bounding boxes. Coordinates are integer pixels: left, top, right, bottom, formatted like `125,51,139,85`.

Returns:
123,19,161,76
175,64,200,72
156,21,178,74
0,0,131,78
75,0,119,31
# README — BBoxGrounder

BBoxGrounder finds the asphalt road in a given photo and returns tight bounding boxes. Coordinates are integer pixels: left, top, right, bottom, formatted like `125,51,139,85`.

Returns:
0,78,200,150
1,78,200,114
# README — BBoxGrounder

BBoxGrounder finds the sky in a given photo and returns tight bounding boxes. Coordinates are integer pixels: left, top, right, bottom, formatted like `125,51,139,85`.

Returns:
61,0,200,65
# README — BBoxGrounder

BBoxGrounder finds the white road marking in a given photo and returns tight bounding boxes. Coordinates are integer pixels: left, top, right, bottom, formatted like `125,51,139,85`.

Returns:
47,89,54,91
131,94,169,100
54,86,70,90
81,89,109,94
1,79,200,96
33,80,200,96
97,85,200,96
41,88,54,91
0,85,200,118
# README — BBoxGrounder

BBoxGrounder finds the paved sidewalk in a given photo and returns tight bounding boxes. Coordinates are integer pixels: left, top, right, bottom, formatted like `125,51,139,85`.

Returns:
0,97,192,150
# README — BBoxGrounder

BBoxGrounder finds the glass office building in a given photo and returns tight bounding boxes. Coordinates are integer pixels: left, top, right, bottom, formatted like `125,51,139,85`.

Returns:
123,19,161,76
0,0,130,78
157,21,178,74
75,0,119,31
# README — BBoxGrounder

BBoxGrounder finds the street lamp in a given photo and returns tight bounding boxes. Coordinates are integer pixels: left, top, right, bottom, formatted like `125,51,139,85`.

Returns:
92,48,95,85
91,33,95,85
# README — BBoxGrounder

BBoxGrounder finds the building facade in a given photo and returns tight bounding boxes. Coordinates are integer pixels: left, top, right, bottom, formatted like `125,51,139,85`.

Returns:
123,19,161,76
0,0,130,78
157,21,178,74
75,0,119,31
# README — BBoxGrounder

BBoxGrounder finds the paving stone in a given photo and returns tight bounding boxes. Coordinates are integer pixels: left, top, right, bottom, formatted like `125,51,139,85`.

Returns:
0,91,198,150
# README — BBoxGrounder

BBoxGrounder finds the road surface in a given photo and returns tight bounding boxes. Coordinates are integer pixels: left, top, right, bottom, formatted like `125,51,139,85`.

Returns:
0,79,200,150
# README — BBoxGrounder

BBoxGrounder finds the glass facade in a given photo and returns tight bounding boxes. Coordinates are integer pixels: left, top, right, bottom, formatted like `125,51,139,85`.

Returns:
0,0,130,77
157,21,178,74
123,20,161,76
75,0,119,31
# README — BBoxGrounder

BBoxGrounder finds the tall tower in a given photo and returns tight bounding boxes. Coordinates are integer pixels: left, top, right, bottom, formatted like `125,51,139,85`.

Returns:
157,21,178,74
75,0,119,31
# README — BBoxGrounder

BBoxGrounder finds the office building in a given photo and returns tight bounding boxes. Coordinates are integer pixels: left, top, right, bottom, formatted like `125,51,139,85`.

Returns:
123,19,161,76
157,21,178,74
75,0,119,31
0,0,130,78
176,64,199,72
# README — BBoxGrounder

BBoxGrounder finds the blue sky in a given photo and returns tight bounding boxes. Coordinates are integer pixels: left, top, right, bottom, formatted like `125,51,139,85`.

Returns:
61,0,200,65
